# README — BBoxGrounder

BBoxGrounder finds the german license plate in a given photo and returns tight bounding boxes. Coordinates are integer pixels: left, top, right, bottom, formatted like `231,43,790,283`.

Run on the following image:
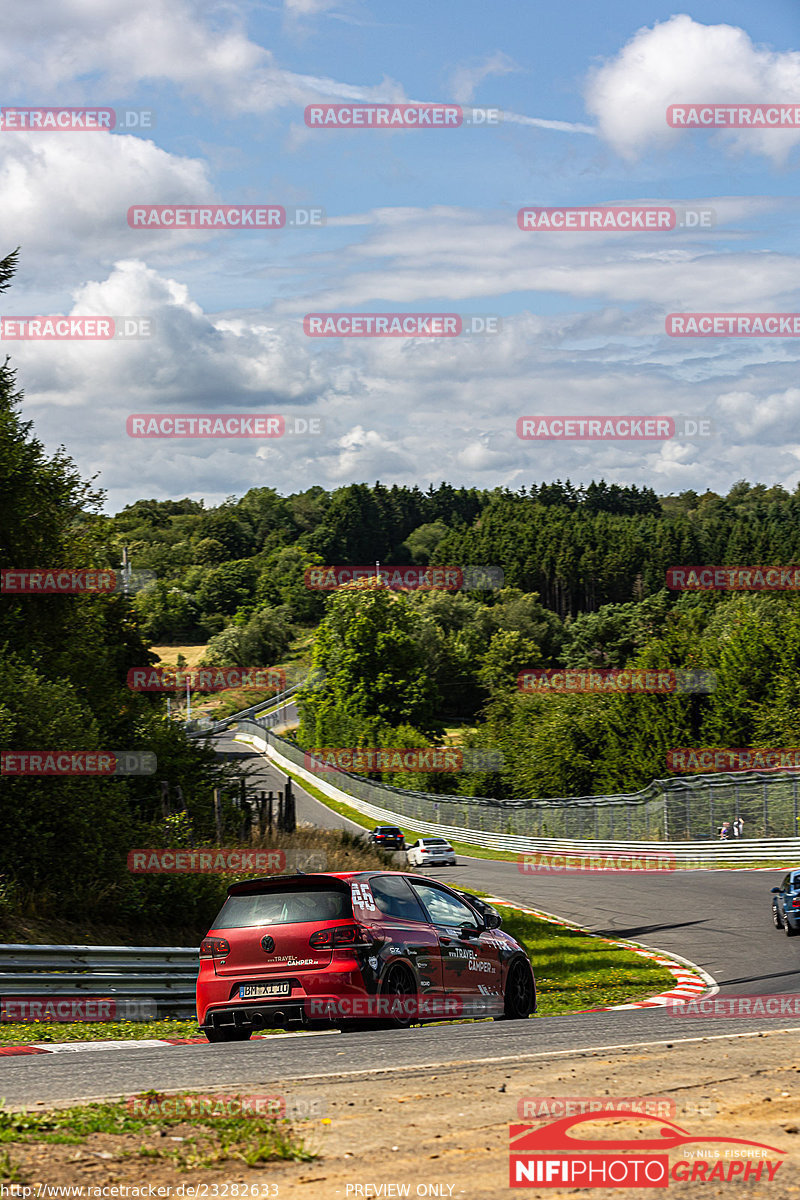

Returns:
239,981,290,999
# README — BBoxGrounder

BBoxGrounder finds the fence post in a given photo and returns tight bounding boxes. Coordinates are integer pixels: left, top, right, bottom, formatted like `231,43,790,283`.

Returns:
794,776,799,837
267,791,273,835
239,778,249,841
709,785,714,840
284,778,296,834
763,779,769,837
213,788,223,846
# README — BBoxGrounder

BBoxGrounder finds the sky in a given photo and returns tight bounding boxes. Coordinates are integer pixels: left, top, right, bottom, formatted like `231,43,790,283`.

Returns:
2,0,800,512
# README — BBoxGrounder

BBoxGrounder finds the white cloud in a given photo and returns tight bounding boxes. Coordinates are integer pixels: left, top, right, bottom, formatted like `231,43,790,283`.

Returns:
0,131,211,276
585,14,800,162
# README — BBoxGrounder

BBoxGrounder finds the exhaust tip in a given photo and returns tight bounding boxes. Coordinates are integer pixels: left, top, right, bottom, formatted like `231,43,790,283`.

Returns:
251,1013,265,1029
272,1010,287,1027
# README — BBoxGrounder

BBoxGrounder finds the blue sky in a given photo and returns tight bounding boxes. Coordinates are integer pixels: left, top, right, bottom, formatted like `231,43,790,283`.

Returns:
2,1,799,510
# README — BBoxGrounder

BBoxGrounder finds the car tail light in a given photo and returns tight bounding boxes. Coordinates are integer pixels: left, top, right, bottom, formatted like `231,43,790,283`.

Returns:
792,898,800,909
309,924,373,949
199,936,230,958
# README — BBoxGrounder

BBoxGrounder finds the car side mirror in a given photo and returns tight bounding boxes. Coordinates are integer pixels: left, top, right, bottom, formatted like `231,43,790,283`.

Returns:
771,887,782,893
483,913,502,930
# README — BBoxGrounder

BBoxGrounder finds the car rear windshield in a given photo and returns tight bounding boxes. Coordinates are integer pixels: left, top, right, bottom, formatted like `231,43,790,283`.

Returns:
424,839,449,845
211,888,351,929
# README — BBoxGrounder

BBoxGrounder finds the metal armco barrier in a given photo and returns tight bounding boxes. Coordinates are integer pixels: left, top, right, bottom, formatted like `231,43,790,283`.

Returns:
0,945,198,1018
232,723,800,860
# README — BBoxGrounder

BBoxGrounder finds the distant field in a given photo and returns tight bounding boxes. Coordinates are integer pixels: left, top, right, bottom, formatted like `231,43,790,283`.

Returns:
149,644,209,668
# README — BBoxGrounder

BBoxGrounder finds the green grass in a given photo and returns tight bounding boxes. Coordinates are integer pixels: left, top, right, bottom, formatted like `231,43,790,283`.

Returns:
0,1017,204,1047
0,1149,25,1183
0,1095,317,1170
493,906,676,1014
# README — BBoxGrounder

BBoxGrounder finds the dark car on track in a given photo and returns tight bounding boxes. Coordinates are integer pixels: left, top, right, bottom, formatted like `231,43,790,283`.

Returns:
368,826,406,850
771,870,800,936
197,871,535,1041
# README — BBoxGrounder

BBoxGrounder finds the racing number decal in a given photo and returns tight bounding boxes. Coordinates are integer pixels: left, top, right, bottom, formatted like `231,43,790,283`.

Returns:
351,881,377,912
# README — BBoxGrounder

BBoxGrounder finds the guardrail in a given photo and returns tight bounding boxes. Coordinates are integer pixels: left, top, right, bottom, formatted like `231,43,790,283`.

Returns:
195,683,301,734
232,726,800,863
0,945,198,1018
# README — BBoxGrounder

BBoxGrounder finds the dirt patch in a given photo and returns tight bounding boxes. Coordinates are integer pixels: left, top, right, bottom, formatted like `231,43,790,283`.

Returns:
3,1029,799,1197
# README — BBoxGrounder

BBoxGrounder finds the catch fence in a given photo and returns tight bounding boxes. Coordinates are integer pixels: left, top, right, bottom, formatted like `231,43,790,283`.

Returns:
232,720,800,843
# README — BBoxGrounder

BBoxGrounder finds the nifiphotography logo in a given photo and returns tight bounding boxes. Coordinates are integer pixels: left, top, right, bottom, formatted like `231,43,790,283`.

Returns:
509,1110,785,1188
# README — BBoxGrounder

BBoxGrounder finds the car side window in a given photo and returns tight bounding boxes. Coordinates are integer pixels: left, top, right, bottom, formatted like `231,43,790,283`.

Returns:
368,875,428,922
410,882,479,928
782,874,791,890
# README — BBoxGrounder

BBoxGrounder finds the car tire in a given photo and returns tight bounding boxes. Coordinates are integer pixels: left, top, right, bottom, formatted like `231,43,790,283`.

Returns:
204,1026,252,1043
499,958,535,1020
773,904,784,929
377,963,418,1029
785,915,798,937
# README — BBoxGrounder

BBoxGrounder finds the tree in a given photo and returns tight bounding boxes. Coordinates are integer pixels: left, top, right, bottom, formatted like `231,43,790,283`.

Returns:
298,580,441,746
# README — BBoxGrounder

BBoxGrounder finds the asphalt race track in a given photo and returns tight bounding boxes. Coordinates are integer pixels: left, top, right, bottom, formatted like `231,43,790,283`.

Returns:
3,735,800,1106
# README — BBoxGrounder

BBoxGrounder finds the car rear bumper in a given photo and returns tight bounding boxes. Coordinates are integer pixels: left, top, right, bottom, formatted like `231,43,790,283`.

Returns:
197,960,371,1029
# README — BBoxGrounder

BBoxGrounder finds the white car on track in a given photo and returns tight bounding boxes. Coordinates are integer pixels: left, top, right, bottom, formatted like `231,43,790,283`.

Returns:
406,837,457,867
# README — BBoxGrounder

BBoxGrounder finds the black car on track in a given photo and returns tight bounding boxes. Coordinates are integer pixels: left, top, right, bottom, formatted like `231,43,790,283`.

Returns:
369,825,406,850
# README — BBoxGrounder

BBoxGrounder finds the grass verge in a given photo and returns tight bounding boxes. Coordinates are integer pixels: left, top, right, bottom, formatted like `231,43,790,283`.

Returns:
0,1017,203,1047
0,1094,317,1182
492,905,677,1015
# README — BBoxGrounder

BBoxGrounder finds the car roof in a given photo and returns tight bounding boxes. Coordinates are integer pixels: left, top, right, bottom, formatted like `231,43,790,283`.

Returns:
225,869,471,896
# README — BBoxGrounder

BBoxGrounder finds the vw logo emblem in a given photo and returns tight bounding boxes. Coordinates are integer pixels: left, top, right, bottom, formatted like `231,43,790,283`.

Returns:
260,935,275,953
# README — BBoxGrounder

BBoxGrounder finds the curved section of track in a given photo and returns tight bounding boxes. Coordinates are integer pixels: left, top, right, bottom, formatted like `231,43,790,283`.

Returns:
5,735,798,1106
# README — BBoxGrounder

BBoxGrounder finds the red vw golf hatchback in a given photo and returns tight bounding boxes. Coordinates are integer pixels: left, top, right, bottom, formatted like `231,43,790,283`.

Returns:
197,871,535,1040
